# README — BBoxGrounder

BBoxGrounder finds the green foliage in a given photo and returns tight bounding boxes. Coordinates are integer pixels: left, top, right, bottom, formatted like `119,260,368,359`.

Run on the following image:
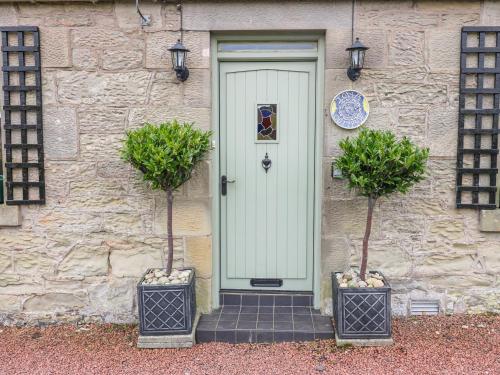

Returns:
121,120,212,191
334,128,429,199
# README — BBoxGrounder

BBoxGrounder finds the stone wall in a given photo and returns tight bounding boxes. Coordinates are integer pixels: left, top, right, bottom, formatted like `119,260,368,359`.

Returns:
0,0,499,324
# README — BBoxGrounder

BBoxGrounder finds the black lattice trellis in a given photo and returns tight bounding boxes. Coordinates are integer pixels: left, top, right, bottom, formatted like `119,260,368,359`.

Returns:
1,26,45,205
457,27,500,209
343,293,387,334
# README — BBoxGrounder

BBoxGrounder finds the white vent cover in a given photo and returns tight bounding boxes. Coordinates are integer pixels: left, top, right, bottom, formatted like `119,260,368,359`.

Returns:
410,300,439,315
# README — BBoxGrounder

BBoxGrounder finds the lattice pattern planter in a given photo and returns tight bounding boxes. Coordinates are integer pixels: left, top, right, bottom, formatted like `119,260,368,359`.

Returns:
138,268,196,336
332,271,391,340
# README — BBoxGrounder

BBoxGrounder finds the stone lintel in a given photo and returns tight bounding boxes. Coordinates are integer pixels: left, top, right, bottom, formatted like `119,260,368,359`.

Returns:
479,210,500,232
0,205,21,227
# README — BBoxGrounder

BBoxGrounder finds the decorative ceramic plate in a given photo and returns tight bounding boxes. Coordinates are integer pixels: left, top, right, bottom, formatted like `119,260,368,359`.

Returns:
330,90,369,130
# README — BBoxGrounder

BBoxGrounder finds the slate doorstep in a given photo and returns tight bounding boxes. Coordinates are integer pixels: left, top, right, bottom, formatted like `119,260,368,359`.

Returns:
137,315,199,349
196,306,334,344
335,332,394,347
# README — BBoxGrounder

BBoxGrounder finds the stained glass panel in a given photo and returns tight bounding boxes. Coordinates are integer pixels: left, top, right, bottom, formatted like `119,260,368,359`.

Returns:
257,104,277,141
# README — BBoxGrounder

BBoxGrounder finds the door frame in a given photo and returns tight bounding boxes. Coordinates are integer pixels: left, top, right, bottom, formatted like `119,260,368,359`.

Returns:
210,32,325,309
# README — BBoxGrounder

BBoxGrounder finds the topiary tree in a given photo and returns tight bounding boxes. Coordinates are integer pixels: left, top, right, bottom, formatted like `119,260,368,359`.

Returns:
121,120,212,276
334,128,429,281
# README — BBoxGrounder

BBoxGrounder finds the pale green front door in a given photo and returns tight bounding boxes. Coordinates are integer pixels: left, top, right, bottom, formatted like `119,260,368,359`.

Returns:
220,61,316,291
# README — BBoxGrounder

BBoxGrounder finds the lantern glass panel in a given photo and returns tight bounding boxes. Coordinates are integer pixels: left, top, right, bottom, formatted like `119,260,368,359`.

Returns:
176,51,185,69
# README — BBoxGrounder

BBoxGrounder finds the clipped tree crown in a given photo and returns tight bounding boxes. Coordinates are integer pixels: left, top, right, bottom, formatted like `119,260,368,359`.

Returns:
334,128,429,199
121,120,212,191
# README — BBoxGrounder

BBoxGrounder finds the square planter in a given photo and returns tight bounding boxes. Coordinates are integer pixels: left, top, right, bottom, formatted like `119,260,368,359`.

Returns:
332,271,391,340
138,268,196,336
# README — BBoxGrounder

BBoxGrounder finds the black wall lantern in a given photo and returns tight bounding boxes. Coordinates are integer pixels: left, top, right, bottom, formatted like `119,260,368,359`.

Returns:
346,37,369,81
168,39,190,82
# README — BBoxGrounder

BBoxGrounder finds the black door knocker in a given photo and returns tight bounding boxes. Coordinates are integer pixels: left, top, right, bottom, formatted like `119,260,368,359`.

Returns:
262,152,272,173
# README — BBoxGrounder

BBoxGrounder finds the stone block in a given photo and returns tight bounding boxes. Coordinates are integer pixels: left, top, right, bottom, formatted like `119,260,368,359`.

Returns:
183,1,351,30
145,31,179,69
97,160,131,178
356,29,388,69
324,69,353,108
137,315,199,348
322,199,380,239
45,14,93,27
100,213,145,235
440,12,480,28
39,27,71,68
479,210,500,232
0,252,12,273
389,31,424,66
321,237,350,273
114,2,163,31
335,332,393,347
350,239,412,278
183,31,210,69
325,30,351,70
23,292,86,312
358,9,439,30
427,107,458,157
362,67,428,84
376,83,447,107
184,236,212,278
0,295,21,313
426,29,461,72
43,106,78,160
0,4,17,26
79,133,124,162
416,1,479,12
185,160,211,198
397,107,427,141
182,69,211,108
163,3,181,30
482,1,500,24
78,106,128,134
72,48,98,71
154,198,211,236
110,247,164,278
429,275,494,289
102,49,143,70
57,71,151,105
57,245,109,277
41,71,58,106
69,178,128,198
86,278,136,318
415,253,475,276
14,252,55,275
195,277,212,314
128,106,211,130
0,206,21,227
72,28,144,50
0,230,46,252
428,219,465,241
148,72,183,106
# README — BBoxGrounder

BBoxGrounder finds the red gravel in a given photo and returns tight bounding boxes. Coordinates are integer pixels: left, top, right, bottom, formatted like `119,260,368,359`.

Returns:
0,315,498,375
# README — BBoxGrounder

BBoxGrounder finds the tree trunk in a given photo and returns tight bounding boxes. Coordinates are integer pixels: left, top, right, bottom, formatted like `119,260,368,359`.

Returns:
360,196,376,281
166,188,174,276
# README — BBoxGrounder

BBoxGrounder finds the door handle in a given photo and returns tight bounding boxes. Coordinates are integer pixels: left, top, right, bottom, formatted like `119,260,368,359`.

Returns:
221,175,235,196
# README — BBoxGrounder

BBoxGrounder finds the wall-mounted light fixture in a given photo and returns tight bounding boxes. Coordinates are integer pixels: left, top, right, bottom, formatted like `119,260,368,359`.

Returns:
346,37,368,81
168,39,190,82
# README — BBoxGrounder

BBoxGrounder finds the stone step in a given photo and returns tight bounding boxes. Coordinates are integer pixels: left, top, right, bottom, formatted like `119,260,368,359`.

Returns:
196,304,334,344
219,291,314,307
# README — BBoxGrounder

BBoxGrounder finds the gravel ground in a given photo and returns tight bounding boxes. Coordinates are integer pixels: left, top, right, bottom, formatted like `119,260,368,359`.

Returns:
0,314,498,375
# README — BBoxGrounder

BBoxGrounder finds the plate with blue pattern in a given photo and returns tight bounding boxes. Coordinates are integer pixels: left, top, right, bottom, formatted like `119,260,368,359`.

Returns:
330,90,369,130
